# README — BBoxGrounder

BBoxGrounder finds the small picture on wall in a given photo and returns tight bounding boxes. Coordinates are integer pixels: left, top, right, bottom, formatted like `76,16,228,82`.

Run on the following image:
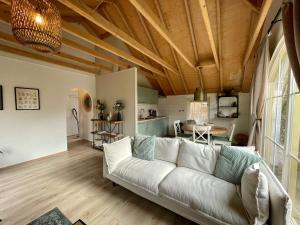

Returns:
0,85,3,110
15,87,40,110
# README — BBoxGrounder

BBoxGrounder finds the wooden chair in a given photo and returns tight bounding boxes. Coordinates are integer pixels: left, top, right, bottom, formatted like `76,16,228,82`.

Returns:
174,120,192,139
212,123,236,146
192,125,212,145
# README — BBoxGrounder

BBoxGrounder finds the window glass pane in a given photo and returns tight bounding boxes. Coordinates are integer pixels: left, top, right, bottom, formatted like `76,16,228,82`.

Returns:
288,158,300,224
290,93,300,160
276,96,289,147
263,138,274,168
265,99,275,138
278,53,290,96
291,71,299,94
274,148,285,182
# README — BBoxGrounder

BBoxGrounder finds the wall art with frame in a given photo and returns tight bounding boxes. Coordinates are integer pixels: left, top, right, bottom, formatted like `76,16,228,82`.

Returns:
15,87,40,110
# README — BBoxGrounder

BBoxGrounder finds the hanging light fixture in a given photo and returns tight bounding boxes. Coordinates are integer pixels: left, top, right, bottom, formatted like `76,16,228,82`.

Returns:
11,0,62,53
194,87,207,102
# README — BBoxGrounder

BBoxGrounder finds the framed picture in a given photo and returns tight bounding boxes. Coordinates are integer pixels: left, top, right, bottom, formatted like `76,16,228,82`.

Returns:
0,85,3,110
15,87,40,110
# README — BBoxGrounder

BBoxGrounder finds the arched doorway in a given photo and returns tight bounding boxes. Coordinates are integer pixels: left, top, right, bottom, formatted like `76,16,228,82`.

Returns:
66,88,93,148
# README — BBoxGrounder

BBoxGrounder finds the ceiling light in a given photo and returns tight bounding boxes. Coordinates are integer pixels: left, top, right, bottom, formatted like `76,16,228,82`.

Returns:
11,0,62,53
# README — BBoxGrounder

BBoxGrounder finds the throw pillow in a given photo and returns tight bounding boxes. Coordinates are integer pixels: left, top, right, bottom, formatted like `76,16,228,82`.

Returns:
103,136,132,173
177,139,218,174
241,163,269,225
214,145,261,184
133,135,156,161
155,137,180,163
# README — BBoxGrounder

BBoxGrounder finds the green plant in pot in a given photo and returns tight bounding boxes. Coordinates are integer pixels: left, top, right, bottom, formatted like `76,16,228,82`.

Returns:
113,101,125,121
96,100,106,120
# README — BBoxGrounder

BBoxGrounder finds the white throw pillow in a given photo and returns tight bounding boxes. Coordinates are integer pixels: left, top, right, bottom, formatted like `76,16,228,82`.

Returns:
177,139,218,174
155,137,180,163
103,136,132,173
241,163,269,225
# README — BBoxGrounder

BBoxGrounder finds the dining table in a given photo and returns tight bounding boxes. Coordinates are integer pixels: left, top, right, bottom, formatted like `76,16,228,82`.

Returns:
181,124,228,135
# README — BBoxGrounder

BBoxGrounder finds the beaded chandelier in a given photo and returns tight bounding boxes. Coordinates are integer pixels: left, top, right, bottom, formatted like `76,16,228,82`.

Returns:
11,0,62,53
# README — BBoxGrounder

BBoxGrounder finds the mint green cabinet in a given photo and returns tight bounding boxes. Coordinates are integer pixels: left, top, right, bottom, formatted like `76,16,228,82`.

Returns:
138,87,158,104
138,118,168,137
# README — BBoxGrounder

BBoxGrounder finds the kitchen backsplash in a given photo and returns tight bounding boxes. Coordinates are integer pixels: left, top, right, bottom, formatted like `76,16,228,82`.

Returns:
137,104,159,118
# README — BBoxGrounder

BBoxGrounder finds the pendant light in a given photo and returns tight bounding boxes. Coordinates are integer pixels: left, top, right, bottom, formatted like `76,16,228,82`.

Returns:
11,0,62,53
194,87,207,102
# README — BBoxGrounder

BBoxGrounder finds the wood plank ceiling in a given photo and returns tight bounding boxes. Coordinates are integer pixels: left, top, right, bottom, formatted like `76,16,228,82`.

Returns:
0,0,270,95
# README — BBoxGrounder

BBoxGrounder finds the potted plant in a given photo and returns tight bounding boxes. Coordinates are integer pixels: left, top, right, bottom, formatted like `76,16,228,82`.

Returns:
96,100,106,120
113,101,125,121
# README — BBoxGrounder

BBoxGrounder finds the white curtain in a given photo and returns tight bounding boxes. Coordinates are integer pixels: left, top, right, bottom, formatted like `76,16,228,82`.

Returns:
248,38,270,150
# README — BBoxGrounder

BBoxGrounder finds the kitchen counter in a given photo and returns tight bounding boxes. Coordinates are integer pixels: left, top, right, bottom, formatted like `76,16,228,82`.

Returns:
138,116,167,123
137,116,169,137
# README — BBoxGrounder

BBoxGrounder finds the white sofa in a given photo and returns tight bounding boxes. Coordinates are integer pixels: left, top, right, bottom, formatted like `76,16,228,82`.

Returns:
103,137,292,225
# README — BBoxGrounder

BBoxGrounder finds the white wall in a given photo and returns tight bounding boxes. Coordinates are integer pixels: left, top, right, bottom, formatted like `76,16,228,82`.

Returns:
158,93,250,137
0,53,96,168
96,68,137,137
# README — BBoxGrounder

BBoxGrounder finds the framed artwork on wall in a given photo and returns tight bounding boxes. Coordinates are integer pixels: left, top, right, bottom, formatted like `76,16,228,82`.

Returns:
15,87,40,110
0,85,3,110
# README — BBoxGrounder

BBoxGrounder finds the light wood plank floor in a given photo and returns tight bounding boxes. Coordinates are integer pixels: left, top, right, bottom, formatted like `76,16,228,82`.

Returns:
0,142,196,225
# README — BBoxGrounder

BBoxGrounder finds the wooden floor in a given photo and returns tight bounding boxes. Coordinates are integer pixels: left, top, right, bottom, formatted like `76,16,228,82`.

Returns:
0,142,196,225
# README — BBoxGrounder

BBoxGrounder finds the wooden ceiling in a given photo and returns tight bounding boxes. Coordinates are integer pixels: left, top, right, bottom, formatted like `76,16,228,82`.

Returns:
0,0,272,95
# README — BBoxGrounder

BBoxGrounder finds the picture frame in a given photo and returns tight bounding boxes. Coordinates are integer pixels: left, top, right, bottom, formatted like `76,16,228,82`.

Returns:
0,85,3,110
15,87,40,110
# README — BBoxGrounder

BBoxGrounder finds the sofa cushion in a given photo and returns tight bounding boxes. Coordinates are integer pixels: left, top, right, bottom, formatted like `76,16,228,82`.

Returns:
133,135,156,161
112,157,176,194
159,167,250,225
241,163,269,225
103,136,132,173
214,145,261,184
177,139,218,174
155,137,180,163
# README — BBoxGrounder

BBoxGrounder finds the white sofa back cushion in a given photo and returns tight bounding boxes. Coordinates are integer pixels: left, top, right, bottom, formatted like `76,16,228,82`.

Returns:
155,137,180,163
103,136,132,173
241,163,269,225
177,140,218,175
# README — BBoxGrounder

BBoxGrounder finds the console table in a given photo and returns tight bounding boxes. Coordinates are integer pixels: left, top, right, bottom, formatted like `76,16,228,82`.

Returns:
91,119,124,150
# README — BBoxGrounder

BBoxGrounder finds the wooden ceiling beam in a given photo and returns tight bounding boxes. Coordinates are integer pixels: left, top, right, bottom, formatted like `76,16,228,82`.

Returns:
242,0,272,66
0,43,96,74
62,21,166,77
216,0,224,91
128,0,196,71
136,10,176,95
0,31,113,72
56,0,180,75
183,0,203,88
198,0,220,70
242,0,260,14
62,37,127,69
0,8,124,70
154,0,188,94
105,1,170,95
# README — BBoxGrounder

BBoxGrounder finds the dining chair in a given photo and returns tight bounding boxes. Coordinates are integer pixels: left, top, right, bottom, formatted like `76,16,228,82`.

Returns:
174,120,193,139
192,125,212,145
212,123,236,146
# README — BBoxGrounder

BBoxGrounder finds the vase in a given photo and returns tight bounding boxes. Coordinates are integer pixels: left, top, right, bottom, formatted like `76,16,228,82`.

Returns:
117,111,122,121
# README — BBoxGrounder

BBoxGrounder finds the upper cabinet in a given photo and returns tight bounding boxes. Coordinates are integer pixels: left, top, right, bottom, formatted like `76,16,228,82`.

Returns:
138,87,158,104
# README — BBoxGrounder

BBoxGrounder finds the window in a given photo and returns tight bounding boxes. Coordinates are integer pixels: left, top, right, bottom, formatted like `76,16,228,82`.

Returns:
262,37,300,225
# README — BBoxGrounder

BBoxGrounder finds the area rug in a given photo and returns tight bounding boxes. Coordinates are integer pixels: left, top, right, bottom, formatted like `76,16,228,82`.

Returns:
27,207,73,225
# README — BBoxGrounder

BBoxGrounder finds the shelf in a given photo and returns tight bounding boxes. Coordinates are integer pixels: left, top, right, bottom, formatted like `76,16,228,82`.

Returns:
91,119,125,124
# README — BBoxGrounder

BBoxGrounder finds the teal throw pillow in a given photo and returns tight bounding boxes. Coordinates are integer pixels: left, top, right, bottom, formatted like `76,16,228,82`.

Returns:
214,145,261,184
133,135,156,161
